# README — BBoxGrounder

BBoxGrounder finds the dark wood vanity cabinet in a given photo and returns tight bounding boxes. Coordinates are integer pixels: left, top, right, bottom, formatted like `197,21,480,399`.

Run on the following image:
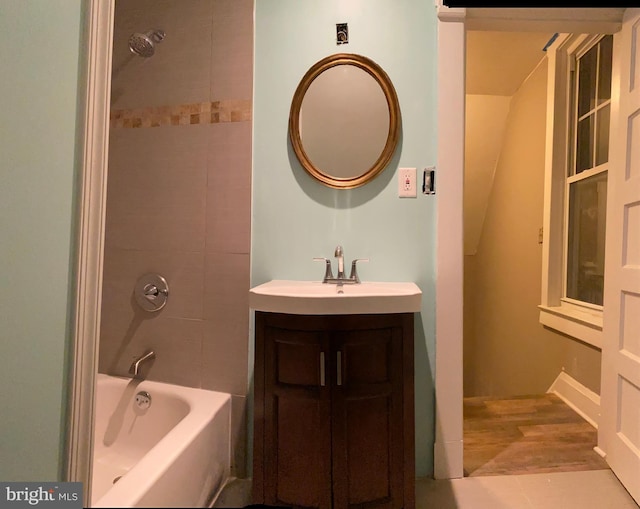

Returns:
253,312,415,509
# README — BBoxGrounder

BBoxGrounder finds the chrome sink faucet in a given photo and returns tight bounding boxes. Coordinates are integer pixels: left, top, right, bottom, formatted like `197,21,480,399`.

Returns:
335,245,345,279
129,350,156,379
314,245,369,284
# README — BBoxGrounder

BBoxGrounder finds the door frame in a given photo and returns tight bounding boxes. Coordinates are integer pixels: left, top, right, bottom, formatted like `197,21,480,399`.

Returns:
433,4,625,479
64,0,114,502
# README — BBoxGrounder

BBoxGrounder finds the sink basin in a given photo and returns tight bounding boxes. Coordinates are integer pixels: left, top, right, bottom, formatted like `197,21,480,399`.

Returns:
249,280,422,315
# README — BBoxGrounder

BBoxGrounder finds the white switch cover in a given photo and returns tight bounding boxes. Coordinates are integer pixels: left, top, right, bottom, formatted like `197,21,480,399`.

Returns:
398,168,417,198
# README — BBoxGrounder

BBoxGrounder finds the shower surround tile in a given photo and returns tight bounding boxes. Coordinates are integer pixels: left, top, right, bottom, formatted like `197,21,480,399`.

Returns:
101,248,205,320
106,214,206,253
111,0,214,110
201,318,249,396
103,0,254,415
110,100,252,129
202,252,250,395
99,314,204,388
203,252,251,326
107,124,209,190
211,0,254,101
206,121,252,254
105,124,209,252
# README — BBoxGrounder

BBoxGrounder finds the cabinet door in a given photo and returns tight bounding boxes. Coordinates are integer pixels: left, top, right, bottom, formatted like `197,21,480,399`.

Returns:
262,318,332,509
330,318,405,509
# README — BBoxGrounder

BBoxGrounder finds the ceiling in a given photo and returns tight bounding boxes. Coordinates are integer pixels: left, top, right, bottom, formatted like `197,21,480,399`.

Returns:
466,31,554,96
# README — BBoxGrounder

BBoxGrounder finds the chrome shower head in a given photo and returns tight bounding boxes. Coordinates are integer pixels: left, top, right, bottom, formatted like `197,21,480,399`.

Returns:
128,29,165,58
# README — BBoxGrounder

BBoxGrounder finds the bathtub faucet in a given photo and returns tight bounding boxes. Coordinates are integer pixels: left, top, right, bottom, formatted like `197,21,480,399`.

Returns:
129,350,156,379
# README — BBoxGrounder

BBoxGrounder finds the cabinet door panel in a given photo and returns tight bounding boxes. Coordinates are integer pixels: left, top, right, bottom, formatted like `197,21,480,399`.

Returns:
272,395,331,508
332,325,404,509
263,325,332,509
343,337,390,385
344,395,394,505
276,333,324,387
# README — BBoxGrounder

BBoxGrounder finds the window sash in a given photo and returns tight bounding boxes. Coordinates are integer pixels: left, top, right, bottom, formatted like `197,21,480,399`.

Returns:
562,172,608,306
569,34,612,177
563,35,611,307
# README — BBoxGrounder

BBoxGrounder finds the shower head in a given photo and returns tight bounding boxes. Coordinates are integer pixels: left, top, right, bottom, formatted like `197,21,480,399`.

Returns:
128,29,165,58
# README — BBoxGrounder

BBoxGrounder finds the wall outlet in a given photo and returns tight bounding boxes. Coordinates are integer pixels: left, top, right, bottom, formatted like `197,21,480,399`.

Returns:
398,168,417,198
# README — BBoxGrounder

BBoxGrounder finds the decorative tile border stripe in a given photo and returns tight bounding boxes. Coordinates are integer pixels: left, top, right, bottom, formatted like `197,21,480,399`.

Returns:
110,99,252,128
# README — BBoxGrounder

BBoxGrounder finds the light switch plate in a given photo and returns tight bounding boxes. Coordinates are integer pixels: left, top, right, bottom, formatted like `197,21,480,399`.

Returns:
398,168,417,198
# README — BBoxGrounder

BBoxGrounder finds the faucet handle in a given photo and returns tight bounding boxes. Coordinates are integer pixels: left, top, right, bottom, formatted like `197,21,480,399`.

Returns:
313,257,334,283
349,258,369,284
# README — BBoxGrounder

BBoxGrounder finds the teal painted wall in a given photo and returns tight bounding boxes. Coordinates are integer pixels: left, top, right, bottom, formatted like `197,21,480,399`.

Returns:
253,0,438,476
0,1,84,480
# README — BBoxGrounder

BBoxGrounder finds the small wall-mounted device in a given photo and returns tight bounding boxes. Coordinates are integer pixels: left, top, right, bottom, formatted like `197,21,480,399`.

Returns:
423,166,436,195
336,23,348,45
398,168,417,198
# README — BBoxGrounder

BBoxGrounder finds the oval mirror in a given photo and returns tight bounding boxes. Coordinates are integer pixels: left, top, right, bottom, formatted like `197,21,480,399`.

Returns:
289,54,401,189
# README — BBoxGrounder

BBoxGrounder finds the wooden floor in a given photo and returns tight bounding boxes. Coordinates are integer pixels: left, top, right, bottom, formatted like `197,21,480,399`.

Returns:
463,393,609,477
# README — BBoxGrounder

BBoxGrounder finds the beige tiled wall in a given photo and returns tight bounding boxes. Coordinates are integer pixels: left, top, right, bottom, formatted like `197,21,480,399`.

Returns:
110,0,214,109
99,0,253,476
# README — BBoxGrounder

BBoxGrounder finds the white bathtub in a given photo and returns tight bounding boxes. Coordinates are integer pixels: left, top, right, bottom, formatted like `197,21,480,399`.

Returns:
91,374,231,508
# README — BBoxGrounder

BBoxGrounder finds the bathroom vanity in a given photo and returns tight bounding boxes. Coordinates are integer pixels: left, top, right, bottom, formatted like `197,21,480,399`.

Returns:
250,280,420,509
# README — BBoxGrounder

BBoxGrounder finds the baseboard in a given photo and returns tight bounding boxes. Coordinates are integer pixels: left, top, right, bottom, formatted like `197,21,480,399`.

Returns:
593,446,606,459
548,371,600,429
434,439,464,480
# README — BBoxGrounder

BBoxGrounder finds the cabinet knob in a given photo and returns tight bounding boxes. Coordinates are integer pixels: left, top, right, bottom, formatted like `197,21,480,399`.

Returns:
320,351,326,387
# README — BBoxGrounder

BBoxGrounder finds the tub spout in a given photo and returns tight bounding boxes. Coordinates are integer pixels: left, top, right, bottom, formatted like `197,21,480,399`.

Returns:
129,350,156,379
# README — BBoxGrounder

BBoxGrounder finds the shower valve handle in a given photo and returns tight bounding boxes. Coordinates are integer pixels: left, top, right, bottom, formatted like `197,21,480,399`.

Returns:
143,283,168,300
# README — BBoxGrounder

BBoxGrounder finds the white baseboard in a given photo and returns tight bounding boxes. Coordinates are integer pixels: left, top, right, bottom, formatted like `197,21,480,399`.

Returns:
593,446,606,459
548,371,600,429
434,438,464,480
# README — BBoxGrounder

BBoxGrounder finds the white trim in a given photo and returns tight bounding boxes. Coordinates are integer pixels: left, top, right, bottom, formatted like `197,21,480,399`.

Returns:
436,4,466,23
65,0,114,504
548,371,601,429
542,33,574,309
464,8,623,33
435,13,465,481
539,305,602,349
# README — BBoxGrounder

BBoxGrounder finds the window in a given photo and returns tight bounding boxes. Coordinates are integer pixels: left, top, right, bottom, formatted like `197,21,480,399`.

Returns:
539,34,614,349
565,35,612,308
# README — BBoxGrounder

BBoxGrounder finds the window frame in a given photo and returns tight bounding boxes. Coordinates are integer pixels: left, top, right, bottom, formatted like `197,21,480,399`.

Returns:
539,33,612,350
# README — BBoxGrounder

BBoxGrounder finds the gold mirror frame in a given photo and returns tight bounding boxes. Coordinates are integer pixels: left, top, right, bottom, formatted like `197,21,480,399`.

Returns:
289,53,401,189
